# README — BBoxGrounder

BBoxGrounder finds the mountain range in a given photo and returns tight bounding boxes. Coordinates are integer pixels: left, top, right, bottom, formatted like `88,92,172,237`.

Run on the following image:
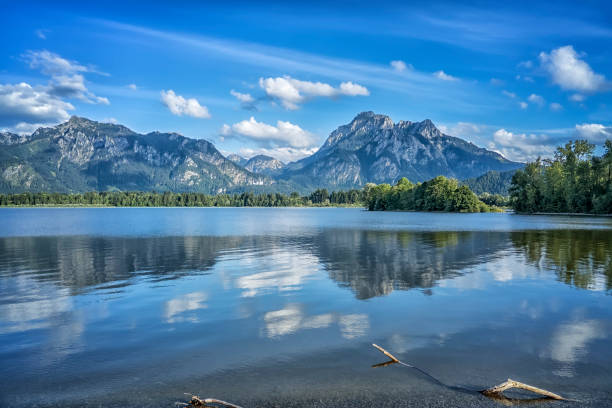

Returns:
0,112,522,194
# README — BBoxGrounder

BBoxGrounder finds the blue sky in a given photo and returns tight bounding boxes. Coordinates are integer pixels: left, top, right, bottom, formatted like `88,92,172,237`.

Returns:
1,0,611,162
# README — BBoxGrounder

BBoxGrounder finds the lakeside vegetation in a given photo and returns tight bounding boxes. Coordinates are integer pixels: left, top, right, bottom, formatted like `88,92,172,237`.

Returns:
364,176,496,212
510,140,612,214
0,189,365,207
0,175,496,212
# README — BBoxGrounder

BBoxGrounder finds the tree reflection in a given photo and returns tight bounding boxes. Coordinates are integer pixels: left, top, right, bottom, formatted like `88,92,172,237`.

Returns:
511,230,612,291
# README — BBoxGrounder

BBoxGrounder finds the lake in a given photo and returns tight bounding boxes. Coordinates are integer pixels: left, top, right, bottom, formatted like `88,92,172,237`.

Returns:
0,208,611,407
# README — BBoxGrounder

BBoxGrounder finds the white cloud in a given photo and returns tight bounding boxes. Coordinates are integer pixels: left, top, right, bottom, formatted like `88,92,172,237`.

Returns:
519,101,528,109
438,122,481,137
502,90,516,98
528,93,545,106
2,121,46,136
238,146,318,163
127,83,138,90
490,128,556,162
258,76,369,110
518,60,533,69
490,78,504,86
0,82,74,127
433,70,458,81
516,74,535,83
222,116,315,148
575,123,612,143
539,45,606,92
35,29,48,40
569,93,585,102
24,50,88,75
230,89,254,103
390,60,408,71
550,102,563,111
339,81,369,96
22,50,109,105
160,90,211,118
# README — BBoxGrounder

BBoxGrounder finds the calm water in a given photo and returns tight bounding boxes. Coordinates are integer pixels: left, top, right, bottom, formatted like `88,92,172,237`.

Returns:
0,208,611,407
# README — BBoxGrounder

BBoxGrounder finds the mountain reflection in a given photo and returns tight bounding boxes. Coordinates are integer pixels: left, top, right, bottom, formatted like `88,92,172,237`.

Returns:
511,230,612,292
0,229,610,300
315,230,511,299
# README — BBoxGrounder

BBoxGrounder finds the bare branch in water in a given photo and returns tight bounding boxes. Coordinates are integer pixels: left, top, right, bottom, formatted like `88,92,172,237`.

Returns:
371,344,567,403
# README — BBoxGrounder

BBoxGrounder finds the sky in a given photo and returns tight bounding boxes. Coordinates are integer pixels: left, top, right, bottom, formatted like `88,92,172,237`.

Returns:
1,0,611,163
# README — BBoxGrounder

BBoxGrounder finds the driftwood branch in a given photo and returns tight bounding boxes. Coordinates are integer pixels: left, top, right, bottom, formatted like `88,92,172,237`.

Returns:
186,395,244,408
481,379,565,400
371,344,567,403
372,343,400,362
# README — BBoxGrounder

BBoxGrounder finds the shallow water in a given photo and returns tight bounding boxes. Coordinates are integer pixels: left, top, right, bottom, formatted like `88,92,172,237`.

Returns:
0,208,611,407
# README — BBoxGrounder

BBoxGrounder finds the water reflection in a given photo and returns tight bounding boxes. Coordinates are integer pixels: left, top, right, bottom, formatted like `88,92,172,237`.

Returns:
511,230,612,291
164,292,208,323
0,229,610,302
315,230,512,299
1,220,612,407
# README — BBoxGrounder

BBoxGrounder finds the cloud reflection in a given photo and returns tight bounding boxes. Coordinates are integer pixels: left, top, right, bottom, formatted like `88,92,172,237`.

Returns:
549,319,607,377
164,292,208,323
263,304,368,340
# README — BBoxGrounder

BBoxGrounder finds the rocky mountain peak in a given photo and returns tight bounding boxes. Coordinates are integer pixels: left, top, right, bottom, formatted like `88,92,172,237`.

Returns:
245,154,285,175
226,153,247,166
0,131,29,145
350,111,394,129
414,119,442,138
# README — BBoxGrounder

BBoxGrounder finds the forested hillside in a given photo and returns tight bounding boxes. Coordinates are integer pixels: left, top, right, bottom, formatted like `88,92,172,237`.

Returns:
510,140,612,214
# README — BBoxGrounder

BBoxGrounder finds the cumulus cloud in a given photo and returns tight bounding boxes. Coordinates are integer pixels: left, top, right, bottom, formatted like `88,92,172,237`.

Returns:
230,89,254,103
489,128,556,162
502,90,517,98
2,121,47,136
539,45,607,93
238,146,318,164
528,93,545,106
127,83,138,90
339,81,369,96
519,101,528,109
0,82,73,127
433,70,458,81
569,93,585,102
258,76,369,110
221,116,315,148
160,90,210,118
22,50,109,104
550,102,563,111
575,123,612,143
390,60,409,71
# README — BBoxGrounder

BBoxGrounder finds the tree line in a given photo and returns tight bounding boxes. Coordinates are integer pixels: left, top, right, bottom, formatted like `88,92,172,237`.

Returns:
0,189,365,207
0,177,496,212
510,140,612,214
364,176,494,212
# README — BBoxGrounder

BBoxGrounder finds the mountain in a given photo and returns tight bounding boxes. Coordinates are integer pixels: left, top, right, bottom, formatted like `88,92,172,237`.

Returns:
0,117,271,194
244,155,285,176
462,169,519,195
281,112,523,188
0,131,30,145
226,153,247,167
1,113,524,194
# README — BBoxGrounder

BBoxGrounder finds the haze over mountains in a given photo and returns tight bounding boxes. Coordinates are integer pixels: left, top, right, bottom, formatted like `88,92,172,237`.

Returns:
0,112,522,194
